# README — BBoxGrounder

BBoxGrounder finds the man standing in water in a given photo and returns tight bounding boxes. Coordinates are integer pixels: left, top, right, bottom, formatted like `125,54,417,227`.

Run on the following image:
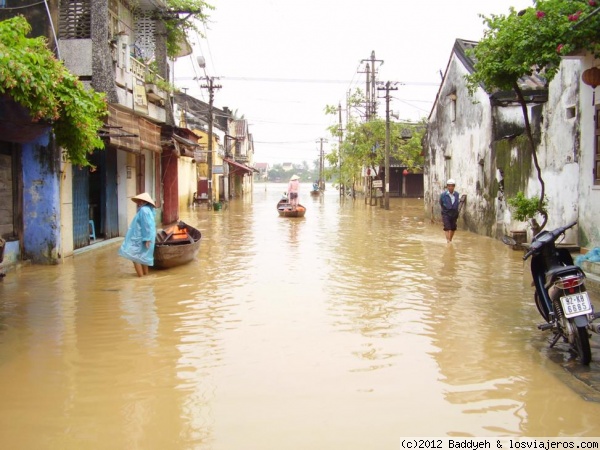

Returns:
440,179,460,243
288,174,300,210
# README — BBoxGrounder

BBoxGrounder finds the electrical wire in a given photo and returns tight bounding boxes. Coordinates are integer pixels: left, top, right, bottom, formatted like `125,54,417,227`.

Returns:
253,140,317,145
200,20,218,75
43,0,60,60
0,1,46,10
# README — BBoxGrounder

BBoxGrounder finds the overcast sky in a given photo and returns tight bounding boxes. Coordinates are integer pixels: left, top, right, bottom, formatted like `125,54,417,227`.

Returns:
174,0,534,167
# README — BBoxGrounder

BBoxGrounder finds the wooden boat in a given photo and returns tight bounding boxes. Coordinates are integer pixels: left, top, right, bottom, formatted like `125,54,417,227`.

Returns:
277,199,306,217
154,221,202,269
310,188,321,197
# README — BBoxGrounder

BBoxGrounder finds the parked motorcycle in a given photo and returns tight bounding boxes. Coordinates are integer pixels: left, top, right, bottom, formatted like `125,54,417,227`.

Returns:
522,222,600,365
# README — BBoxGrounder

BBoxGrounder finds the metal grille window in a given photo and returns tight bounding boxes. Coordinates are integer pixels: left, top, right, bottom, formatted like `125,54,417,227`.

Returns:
134,12,156,61
59,0,91,39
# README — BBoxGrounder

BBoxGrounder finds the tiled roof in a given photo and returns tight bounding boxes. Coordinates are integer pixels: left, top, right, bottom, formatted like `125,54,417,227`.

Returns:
454,38,547,92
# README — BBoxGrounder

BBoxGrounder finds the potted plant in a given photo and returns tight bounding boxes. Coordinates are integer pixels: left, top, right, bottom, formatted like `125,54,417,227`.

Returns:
507,191,548,236
144,72,177,103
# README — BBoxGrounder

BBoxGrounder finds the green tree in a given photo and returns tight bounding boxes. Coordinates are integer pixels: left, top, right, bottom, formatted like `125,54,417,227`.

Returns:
466,0,600,230
0,16,107,166
153,0,214,59
324,89,425,192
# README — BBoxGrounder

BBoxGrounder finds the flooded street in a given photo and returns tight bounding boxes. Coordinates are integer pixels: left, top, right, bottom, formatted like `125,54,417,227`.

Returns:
1,183,600,449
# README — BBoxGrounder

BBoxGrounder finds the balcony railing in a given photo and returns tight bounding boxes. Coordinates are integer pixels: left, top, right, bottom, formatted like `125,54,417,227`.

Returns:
130,56,165,85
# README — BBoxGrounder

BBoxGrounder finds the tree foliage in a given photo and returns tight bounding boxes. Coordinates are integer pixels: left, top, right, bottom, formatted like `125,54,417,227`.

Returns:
465,0,600,230
158,0,214,59
324,89,425,188
507,191,548,223
467,0,600,94
0,16,107,166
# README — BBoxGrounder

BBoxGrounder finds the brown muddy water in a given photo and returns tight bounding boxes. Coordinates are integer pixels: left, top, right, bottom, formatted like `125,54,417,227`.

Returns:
1,184,600,450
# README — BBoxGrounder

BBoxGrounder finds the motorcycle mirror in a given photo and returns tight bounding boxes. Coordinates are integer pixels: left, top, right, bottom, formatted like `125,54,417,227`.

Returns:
501,235,517,246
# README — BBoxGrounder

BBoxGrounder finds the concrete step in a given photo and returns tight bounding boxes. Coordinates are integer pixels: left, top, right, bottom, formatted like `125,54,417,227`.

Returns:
580,261,600,304
582,260,600,277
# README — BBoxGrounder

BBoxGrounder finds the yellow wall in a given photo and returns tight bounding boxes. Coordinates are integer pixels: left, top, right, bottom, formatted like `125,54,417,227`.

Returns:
194,128,222,202
178,157,197,209
59,162,74,260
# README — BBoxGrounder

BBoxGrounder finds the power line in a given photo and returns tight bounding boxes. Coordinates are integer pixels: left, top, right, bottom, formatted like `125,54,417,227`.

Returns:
253,140,317,144
174,75,439,86
0,1,46,9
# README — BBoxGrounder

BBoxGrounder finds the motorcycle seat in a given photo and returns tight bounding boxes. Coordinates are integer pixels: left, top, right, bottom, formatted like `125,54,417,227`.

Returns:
544,265,584,288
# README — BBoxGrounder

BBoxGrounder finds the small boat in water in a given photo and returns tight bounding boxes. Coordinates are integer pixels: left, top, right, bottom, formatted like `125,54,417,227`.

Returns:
154,221,202,269
310,182,321,196
277,199,306,217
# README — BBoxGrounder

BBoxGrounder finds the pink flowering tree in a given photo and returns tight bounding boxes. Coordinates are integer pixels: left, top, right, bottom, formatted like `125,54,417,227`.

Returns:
0,15,107,166
466,0,600,231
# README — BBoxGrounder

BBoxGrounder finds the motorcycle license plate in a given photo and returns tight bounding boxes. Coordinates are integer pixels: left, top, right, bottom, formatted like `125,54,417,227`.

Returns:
560,292,593,318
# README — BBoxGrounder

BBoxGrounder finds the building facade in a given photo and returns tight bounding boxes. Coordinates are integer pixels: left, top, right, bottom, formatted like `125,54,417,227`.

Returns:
425,39,584,245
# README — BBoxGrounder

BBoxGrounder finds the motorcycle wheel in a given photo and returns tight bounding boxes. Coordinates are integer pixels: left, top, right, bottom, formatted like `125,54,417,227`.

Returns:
551,291,592,365
571,321,592,365
534,292,550,322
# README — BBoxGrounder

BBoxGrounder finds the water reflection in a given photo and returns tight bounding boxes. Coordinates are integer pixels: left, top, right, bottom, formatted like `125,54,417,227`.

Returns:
1,184,600,448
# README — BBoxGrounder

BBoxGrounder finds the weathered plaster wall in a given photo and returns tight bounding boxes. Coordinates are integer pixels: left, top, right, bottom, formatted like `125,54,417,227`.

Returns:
117,150,160,235
493,135,531,236
154,21,174,126
117,150,130,236
532,59,581,243
424,54,495,236
59,162,74,259
578,54,600,250
426,54,583,243
495,60,581,242
90,0,118,103
178,157,197,209
0,152,13,237
22,133,61,264
59,39,93,77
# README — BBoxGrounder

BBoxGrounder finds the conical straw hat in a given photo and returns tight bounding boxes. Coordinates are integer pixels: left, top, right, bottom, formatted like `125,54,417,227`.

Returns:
131,192,156,207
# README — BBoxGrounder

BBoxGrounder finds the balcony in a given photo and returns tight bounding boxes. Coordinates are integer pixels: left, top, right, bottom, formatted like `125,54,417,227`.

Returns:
136,0,168,9
114,53,167,123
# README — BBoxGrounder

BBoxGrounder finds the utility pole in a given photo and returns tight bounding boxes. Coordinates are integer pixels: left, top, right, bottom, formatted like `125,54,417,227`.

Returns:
377,81,398,210
179,87,188,128
360,51,383,120
200,77,221,204
360,51,383,205
363,63,371,120
316,138,328,191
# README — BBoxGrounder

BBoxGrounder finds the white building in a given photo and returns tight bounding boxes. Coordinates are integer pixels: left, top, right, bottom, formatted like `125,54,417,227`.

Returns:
425,39,588,248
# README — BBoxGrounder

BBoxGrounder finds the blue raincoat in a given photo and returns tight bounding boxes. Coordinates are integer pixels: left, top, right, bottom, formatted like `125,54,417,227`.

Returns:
118,204,156,266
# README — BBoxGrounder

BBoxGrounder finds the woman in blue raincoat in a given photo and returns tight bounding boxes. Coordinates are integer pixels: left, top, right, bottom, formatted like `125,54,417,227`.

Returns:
119,192,156,277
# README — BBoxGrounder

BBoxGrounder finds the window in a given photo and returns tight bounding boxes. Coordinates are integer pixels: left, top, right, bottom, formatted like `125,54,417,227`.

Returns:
448,93,457,122
59,0,91,39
